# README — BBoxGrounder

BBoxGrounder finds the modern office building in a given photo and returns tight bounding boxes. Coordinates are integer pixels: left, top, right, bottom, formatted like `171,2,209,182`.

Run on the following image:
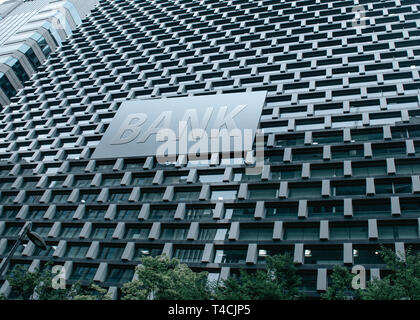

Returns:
0,0,420,299
0,0,99,106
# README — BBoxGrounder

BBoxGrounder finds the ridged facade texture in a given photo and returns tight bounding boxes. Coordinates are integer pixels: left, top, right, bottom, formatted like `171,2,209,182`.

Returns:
0,0,420,299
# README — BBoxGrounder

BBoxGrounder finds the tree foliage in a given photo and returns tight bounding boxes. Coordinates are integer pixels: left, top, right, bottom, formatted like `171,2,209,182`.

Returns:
215,253,301,300
320,265,359,300
360,247,420,300
322,247,420,300
4,264,109,300
121,254,212,300
2,248,419,300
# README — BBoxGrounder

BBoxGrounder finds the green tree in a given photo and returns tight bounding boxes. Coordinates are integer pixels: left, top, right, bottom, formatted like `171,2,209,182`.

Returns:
215,253,301,300
321,265,359,300
321,247,420,300
5,264,109,300
360,247,420,300
121,254,212,300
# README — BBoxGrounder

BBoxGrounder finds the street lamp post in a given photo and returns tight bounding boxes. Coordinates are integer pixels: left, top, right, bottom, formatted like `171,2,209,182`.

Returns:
0,222,47,277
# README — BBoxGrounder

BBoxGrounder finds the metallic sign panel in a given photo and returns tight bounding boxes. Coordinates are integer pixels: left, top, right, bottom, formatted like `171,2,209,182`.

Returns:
92,92,267,159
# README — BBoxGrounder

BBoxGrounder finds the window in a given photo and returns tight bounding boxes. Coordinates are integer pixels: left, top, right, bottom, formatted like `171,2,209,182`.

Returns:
163,174,188,184
292,149,323,161
69,164,86,173
95,163,114,172
288,185,321,198
32,226,50,237
351,130,382,142
330,225,368,240
211,189,237,200
91,226,115,239
52,193,69,203
133,247,163,261
6,57,29,83
332,147,363,159
396,161,420,175
264,154,283,163
332,183,366,196
312,133,343,145
74,177,92,187
61,226,82,238
70,265,97,281
378,224,418,240
32,33,51,56
173,190,200,201
266,204,298,218
214,249,247,264
132,175,154,186
173,248,203,263
3,225,21,236
65,245,89,258
1,208,19,219
308,203,343,218
271,167,301,180
55,208,75,220
198,228,228,241
304,247,343,265
375,180,411,194
238,226,273,241
353,248,384,264
116,208,138,220
48,178,64,188
27,208,46,220
79,192,98,203
353,163,387,177
248,187,278,200
102,177,121,187
257,247,293,264
400,199,420,216
106,267,134,283
160,227,188,240
125,226,150,239
284,226,319,240
373,145,406,157
149,208,175,220
0,72,16,98
224,207,254,220
392,127,420,139
311,165,344,178
199,173,224,183
234,172,261,182
140,191,164,202
0,193,17,204
124,161,144,170
97,246,124,260
85,208,106,220
185,207,213,220
108,191,130,202
33,244,55,257
275,135,304,147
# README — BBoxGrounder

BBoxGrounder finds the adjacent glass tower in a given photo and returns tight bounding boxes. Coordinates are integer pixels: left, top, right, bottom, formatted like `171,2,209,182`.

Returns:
0,0,99,106
1,0,420,299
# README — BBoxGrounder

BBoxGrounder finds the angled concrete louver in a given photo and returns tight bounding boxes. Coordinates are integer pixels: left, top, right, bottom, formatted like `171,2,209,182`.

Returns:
0,0,419,300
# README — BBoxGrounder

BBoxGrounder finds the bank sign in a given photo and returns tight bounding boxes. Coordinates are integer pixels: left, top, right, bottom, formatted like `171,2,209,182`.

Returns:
91,92,267,163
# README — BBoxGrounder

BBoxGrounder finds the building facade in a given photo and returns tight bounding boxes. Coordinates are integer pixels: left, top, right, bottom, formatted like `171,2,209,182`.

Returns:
0,0,420,299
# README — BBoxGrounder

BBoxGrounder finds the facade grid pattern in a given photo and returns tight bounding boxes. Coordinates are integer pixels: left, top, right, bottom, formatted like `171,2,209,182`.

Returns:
0,0,420,298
